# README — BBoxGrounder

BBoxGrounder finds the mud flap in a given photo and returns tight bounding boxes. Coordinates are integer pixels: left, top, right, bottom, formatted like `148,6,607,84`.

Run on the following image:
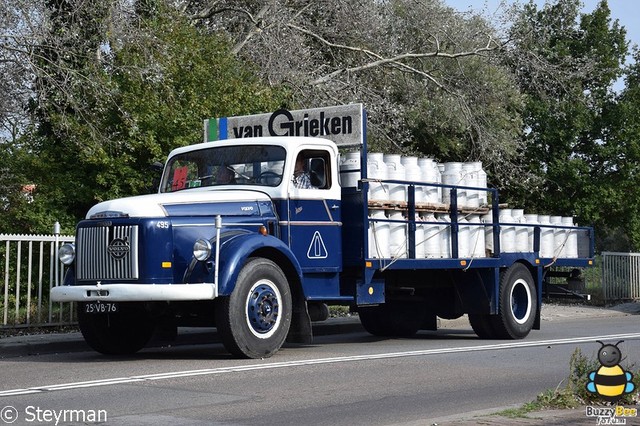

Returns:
286,301,313,344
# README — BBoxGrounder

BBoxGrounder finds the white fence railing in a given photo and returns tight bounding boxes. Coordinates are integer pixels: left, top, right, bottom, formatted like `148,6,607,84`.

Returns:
602,252,640,302
1,229,74,328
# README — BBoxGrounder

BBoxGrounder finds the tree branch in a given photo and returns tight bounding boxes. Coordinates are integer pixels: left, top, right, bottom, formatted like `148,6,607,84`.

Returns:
286,22,503,86
230,3,273,55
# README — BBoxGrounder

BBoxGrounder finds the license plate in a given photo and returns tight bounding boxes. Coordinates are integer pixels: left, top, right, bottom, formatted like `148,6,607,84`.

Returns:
84,301,118,314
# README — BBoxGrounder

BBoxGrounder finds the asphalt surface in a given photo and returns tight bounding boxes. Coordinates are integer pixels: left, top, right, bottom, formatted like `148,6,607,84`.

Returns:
1,304,639,425
0,317,363,359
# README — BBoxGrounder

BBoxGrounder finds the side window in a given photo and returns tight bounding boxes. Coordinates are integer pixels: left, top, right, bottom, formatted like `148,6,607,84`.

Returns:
293,150,331,190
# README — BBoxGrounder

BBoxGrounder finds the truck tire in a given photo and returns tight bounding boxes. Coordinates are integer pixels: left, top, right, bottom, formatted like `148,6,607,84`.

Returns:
491,263,537,339
358,302,425,337
215,258,292,358
78,302,155,355
468,313,496,339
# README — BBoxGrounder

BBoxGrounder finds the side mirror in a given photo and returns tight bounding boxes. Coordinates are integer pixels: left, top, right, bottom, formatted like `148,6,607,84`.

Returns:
149,162,165,193
150,162,164,173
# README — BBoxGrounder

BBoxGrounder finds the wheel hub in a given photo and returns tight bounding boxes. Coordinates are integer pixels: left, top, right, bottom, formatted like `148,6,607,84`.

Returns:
510,279,532,324
247,284,280,334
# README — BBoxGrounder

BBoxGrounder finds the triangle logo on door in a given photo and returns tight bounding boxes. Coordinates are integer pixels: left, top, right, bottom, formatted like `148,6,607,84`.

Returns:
307,231,328,259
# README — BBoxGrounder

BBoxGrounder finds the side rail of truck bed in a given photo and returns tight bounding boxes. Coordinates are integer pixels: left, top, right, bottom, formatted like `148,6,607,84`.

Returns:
342,177,595,271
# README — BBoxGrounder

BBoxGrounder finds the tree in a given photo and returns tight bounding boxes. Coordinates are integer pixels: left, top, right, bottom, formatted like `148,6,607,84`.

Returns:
503,0,628,250
183,0,526,184
0,0,41,142
606,48,640,250
3,1,285,233
8,0,631,245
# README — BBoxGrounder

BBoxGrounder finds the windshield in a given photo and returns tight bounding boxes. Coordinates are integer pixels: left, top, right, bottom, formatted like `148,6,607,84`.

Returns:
161,145,286,193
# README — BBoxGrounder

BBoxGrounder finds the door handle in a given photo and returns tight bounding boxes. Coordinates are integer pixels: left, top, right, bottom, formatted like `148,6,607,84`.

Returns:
330,204,339,210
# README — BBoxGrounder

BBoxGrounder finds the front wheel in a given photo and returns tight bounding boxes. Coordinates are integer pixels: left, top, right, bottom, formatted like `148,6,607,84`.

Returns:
78,302,155,355
491,263,537,339
215,258,292,358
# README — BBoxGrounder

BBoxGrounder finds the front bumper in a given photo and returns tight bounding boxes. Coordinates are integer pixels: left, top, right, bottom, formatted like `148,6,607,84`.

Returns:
50,283,217,302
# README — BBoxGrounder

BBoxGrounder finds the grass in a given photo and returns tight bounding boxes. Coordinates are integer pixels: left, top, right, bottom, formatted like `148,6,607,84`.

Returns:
495,347,640,419
497,401,548,419
0,325,78,339
1,296,75,328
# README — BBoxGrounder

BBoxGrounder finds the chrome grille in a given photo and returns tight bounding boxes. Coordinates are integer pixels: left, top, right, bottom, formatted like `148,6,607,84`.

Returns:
76,225,139,280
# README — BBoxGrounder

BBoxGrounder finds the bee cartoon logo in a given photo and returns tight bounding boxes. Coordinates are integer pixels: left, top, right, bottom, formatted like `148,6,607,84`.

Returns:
586,340,635,402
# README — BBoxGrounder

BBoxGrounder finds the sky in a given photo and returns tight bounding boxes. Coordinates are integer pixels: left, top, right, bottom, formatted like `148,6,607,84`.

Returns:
446,0,638,90
446,0,639,54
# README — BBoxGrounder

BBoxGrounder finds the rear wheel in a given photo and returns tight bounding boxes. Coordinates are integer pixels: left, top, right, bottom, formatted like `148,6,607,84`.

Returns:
78,302,155,355
491,263,537,339
468,313,496,339
358,302,426,337
216,258,292,358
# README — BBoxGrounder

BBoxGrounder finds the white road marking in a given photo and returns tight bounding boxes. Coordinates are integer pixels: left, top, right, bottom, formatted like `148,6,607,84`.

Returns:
2,332,640,397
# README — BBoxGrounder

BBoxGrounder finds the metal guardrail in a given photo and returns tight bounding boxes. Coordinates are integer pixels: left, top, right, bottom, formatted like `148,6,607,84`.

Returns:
602,252,640,302
1,226,74,328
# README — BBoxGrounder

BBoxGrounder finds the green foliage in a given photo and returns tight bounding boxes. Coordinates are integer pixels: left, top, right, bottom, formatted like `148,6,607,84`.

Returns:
566,347,600,405
0,295,73,327
328,305,352,317
2,2,286,234
496,400,543,419
2,0,637,246
606,49,640,250
369,1,526,183
582,255,605,305
408,59,524,186
504,0,630,250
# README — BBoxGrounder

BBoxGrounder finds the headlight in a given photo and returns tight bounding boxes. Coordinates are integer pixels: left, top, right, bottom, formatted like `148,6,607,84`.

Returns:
58,243,76,265
193,239,212,262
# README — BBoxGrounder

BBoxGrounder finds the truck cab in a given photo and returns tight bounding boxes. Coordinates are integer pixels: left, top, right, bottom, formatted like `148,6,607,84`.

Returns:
52,136,344,358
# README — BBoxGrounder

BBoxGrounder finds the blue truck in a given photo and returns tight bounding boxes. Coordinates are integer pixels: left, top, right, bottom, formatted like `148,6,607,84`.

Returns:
51,104,594,358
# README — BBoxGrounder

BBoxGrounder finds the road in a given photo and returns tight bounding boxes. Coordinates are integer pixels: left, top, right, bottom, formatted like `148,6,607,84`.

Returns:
0,313,639,425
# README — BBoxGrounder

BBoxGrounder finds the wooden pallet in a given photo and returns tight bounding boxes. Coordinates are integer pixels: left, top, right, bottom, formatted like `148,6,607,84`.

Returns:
368,200,491,215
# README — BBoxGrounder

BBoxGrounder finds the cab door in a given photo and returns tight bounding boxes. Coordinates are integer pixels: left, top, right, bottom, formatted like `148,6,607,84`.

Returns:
286,148,342,289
